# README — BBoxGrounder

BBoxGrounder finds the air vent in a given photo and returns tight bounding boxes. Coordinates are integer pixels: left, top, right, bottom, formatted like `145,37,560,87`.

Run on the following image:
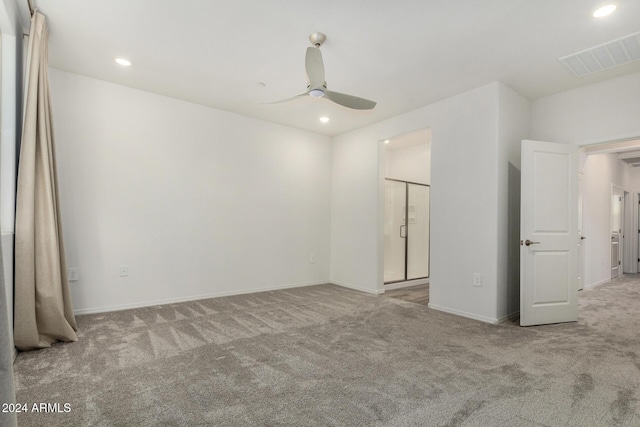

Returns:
620,157,640,167
560,32,640,77
621,156,640,163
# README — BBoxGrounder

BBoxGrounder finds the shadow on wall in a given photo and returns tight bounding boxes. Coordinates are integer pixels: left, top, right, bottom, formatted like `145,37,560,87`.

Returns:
508,162,521,314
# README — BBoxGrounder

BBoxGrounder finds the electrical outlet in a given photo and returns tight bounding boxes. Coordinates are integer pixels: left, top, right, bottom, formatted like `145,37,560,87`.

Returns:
473,273,482,287
68,268,79,282
309,253,316,263
120,266,129,277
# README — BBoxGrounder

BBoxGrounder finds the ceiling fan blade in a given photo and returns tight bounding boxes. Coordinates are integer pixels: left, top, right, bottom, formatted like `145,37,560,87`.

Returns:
305,47,325,88
264,93,308,104
324,90,376,110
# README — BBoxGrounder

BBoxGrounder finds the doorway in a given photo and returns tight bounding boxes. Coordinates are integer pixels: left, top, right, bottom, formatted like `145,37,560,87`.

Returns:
579,138,640,289
381,128,431,294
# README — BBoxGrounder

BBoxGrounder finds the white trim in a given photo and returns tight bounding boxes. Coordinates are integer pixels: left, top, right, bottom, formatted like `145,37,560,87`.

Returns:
377,139,386,295
427,303,500,324
634,192,640,274
331,280,384,295
584,278,610,289
12,348,16,362
497,311,520,324
384,278,429,290
576,132,640,148
73,280,331,315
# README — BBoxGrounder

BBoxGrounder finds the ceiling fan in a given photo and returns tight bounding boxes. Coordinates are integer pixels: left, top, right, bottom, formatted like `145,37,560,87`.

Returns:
272,33,377,110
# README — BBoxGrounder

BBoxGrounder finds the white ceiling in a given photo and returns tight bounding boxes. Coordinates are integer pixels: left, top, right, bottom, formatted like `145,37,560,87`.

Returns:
32,0,640,136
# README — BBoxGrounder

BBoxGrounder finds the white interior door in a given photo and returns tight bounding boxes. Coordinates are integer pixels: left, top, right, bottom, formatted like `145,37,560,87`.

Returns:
521,140,578,326
611,189,623,278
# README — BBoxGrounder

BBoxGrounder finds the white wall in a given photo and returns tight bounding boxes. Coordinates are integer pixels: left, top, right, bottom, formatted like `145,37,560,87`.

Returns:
385,142,431,185
48,65,640,321
627,167,640,190
331,82,510,322
330,129,382,294
496,84,530,319
49,69,332,313
531,72,640,145
0,0,25,354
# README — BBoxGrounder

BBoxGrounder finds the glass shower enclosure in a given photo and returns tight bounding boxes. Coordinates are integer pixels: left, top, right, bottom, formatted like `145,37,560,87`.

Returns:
384,179,430,283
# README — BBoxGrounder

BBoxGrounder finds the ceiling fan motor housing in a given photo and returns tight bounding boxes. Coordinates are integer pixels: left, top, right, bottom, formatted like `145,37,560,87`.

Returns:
309,32,326,47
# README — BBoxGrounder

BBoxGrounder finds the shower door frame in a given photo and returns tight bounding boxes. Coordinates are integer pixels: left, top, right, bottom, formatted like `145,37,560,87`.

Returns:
384,178,431,285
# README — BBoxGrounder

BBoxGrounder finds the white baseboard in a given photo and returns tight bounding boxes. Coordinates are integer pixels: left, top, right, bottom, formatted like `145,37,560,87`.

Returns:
497,311,520,324
331,280,384,295
427,303,500,324
584,278,610,289
384,278,429,290
73,280,331,315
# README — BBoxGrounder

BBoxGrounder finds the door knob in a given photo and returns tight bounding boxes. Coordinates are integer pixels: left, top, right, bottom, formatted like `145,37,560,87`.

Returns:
525,239,540,246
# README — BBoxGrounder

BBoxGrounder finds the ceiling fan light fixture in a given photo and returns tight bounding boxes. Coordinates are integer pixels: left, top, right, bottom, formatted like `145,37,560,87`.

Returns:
269,33,376,110
593,4,617,17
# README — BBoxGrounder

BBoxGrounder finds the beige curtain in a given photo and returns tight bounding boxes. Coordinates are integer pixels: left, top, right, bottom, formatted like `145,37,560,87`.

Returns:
14,11,77,350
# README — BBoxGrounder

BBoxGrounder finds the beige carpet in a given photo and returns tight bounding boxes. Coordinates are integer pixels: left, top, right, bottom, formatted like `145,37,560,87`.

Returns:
13,276,640,426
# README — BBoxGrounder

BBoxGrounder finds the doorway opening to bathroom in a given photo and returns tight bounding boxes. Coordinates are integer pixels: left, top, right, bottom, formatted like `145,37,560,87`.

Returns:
383,128,431,304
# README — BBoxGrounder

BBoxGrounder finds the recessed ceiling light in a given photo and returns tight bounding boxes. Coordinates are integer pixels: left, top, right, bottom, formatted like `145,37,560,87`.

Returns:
593,4,617,17
319,116,330,123
115,57,132,66
384,139,390,144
